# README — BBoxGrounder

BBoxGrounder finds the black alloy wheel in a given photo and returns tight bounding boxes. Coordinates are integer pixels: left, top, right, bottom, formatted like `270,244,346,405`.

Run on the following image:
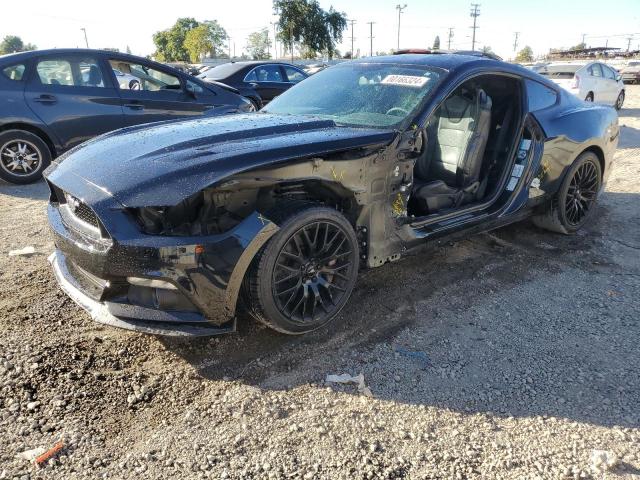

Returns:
532,151,602,234
246,204,359,334
585,92,594,102
564,158,600,227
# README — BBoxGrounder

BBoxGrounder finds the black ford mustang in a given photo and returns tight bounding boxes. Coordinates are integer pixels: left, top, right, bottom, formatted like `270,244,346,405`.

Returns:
44,52,619,337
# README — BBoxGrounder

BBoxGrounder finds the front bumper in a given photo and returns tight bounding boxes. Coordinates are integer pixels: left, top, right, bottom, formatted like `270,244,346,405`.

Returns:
48,201,278,336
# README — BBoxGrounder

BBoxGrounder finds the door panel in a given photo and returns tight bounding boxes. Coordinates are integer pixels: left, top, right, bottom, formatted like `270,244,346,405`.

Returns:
108,59,220,125
24,55,124,151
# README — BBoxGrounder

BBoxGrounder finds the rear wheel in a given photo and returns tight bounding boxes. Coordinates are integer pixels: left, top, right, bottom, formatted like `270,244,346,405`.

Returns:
245,203,359,334
0,130,52,184
532,151,602,234
615,91,625,110
585,92,594,102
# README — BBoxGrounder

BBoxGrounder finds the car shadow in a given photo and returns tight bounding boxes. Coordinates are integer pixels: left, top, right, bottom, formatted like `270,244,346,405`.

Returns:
618,107,640,119
618,125,640,149
0,178,49,200
160,191,640,430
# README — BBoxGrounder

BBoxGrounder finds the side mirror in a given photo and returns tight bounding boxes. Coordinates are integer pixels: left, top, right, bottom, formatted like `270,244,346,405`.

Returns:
185,82,198,98
615,74,622,82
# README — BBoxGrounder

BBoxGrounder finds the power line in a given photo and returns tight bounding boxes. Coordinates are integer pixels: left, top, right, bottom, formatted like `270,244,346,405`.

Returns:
447,27,454,50
469,3,480,52
349,19,356,58
396,4,407,51
367,21,376,57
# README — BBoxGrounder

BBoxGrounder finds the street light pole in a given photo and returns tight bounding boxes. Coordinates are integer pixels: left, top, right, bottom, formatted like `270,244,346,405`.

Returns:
80,28,89,48
396,4,407,51
367,21,375,57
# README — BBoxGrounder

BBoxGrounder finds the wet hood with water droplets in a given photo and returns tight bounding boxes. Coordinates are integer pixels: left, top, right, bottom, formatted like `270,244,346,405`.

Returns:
45,113,396,207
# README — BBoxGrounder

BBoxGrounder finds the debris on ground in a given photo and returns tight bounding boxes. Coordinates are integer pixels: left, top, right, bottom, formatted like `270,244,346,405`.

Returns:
590,449,618,473
35,440,64,467
393,345,431,367
8,246,35,256
325,373,373,397
16,447,46,463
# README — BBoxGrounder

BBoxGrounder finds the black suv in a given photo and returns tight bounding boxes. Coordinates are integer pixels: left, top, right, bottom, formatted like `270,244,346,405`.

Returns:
0,49,252,184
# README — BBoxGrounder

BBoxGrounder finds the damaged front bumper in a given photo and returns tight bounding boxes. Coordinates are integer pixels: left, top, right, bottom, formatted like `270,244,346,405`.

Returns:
48,202,278,337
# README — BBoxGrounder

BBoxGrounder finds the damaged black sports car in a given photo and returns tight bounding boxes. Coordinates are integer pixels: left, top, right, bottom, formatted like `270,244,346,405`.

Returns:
45,51,619,336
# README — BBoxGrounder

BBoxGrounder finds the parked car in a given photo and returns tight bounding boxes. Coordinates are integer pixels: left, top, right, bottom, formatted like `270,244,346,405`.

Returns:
0,49,253,184
198,61,308,109
621,60,640,84
45,51,618,337
303,63,329,75
537,61,625,109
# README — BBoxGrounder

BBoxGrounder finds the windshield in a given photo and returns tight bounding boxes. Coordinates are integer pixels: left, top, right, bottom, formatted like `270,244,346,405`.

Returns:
263,63,444,129
538,64,581,78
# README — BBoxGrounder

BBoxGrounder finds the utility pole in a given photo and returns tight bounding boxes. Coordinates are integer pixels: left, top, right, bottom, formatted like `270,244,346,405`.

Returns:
396,4,407,51
626,37,633,52
447,27,454,50
80,28,89,48
469,4,480,52
349,20,356,58
513,32,519,54
290,24,294,62
367,22,375,57
581,33,587,46
271,22,278,59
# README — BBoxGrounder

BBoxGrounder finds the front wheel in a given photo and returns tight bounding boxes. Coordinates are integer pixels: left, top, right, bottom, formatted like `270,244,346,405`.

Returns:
0,130,52,184
615,91,625,110
245,203,360,334
532,151,602,234
585,92,594,102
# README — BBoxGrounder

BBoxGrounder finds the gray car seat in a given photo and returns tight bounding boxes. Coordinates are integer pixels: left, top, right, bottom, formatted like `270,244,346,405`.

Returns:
412,88,492,213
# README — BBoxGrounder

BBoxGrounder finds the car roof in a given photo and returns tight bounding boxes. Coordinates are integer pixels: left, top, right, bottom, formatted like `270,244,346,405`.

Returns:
351,52,502,70
0,48,173,68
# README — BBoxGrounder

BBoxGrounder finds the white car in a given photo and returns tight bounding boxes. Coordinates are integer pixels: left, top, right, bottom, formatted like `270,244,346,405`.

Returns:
538,61,625,110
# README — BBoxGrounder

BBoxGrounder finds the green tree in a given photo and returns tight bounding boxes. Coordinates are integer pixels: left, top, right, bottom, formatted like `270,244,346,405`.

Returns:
481,45,493,54
202,20,228,58
153,17,200,62
0,35,36,54
185,25,213,62
274,0,347,59
246,28,272,60
126,45,132,54
515,45,534,62
569,42,586,51
433,35,440,50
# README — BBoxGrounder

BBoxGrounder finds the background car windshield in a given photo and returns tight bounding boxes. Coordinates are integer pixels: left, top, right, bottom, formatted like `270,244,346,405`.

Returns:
199,63,242,80
263,63,443,128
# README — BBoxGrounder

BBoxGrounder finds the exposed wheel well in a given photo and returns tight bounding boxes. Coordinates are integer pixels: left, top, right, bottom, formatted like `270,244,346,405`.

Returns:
0,123,57,157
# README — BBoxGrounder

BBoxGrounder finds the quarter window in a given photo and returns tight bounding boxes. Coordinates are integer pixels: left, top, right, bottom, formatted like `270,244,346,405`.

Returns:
2,64,26,81
525,79,557,111
284,66,306,83
36,58,105,87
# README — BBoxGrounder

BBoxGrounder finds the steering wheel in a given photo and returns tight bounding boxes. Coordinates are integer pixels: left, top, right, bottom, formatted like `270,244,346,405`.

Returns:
386,107,409,116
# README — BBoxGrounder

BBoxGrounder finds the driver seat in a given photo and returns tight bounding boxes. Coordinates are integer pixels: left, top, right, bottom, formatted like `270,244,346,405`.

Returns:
412,88,492,213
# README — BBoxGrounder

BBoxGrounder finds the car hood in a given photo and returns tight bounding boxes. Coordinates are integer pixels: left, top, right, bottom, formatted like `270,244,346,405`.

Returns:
45,113,396,207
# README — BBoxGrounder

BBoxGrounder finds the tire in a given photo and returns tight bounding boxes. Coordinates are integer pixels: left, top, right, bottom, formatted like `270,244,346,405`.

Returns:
129,80,141,90
585,92,594,102
248,98,261,111
532,151,602,234
615,90,625,110
0,130,52,184
245,202,360,334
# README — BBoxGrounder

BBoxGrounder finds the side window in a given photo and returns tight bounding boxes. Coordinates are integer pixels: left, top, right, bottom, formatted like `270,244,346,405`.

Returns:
37,60,74,86
588,64,603,78
283,66,306,83
525,79,558,111
2,64,26,81
36,57,105,87
250,65,283,83
109,60,181,92
602,65,616,80
244,69,258,82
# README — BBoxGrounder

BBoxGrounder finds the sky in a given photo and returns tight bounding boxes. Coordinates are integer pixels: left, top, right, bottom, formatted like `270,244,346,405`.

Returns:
2,0,639,61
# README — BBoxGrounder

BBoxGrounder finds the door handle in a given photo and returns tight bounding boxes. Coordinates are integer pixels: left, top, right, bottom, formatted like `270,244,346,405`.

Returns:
124,103,144,110
33,94,57,104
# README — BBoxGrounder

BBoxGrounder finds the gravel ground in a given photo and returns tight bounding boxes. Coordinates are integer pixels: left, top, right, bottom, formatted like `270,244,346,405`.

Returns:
1,86,639,480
